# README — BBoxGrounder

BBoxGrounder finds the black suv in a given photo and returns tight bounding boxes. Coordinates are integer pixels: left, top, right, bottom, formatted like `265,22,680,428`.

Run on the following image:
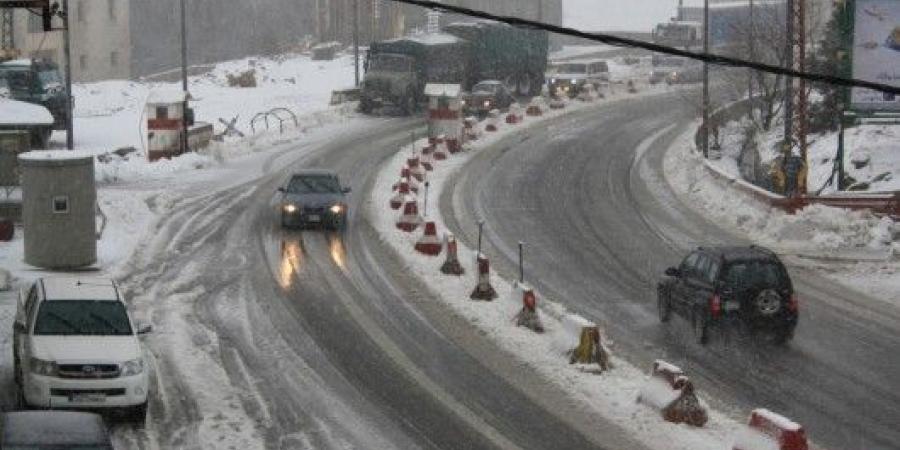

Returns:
657,246,798,344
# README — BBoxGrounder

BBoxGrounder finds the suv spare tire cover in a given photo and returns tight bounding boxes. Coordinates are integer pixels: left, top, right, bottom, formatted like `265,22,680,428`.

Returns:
753,289,782,316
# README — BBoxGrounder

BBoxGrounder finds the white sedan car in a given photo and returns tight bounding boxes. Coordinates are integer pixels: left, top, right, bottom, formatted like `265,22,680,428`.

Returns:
13,278,151,421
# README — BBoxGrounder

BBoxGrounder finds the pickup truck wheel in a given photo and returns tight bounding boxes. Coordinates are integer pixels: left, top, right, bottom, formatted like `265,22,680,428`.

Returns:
692,311,709,345
128,402,148,424
657,287,671,323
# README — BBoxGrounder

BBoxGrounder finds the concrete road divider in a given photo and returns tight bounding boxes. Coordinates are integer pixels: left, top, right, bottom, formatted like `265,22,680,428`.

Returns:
396,198,423,232
434,140,449,160
556,314,610,372
627,79,638,93
464,117,480,141
505,103,523,124
446,137,461,153
732,409,808,450
440,233,465,275
389,180,413,210
637,360,709,427
414,221,442,256
407,156,426,182
512,283,544,333
526,97,544,116
469,253,498,300
549,97,566,110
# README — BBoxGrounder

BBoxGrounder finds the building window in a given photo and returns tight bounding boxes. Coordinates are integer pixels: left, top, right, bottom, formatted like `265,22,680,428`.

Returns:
156,106,168,120
79,55,87,70
52,196,70,214
77,0,85,23
110,51,118,67
108,0,116,19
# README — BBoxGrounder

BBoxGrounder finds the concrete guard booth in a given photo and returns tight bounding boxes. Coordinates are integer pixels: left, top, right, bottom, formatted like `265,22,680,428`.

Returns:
425,83,463,151
145,90,213,162
18,150,97,269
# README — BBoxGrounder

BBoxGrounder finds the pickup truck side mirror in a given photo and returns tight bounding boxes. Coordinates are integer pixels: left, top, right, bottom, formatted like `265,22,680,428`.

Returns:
136,323,152,335
664,267,680,277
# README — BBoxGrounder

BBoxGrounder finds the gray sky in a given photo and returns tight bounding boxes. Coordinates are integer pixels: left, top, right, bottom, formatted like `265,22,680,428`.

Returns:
563,0,682,32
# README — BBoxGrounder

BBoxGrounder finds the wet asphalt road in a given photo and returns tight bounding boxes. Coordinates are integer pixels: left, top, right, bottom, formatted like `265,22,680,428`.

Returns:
110,117,648,449
441,91,900,450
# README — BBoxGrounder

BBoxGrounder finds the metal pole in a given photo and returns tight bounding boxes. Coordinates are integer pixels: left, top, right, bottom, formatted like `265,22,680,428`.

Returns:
423,181,429,217
748,0,754,107
518,241,524,283
702,0,709,158
783,0,794,159
180,0,189,155
836,117,845,191
476,220,484,256
63,0,73,150
353,0,360,86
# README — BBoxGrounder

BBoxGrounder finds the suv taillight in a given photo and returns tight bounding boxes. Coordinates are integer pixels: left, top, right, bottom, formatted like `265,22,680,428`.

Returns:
710,294,722,318
788,294,799,313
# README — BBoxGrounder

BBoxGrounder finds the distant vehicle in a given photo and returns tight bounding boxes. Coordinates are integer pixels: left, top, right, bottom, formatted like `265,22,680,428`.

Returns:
14,278,151,421
0,98,54,148
657,246,798,345
652,20,702,48
0,59,68,129
666,63,704,85
1,411,114,450
547,59,609,98
462,80,514,116
278,170,351,230
360,21,549,115
649,55,696,85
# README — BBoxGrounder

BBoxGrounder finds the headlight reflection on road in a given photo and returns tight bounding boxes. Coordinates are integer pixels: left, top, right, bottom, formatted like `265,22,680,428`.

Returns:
328,235,346,270
279,239,303,288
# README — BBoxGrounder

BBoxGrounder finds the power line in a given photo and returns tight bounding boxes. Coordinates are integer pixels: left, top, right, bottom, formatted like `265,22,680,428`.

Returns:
384,0,900,96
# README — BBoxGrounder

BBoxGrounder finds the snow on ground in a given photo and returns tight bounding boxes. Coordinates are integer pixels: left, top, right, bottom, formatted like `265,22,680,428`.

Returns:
0,51,364,448
367,87,751,450
56,53,357,152
713,114,900,194
664,121,900,308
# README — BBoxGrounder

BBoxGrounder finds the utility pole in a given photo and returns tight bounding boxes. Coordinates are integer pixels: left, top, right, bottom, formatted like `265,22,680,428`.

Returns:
353,0,359,86
701,0,709,158
748,0,754,105
180,0,189,155
783,0,793,163
63,0,73,150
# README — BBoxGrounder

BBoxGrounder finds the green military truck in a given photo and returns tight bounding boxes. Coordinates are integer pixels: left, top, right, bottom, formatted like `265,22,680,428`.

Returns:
0,59,68,129
360,21,548,115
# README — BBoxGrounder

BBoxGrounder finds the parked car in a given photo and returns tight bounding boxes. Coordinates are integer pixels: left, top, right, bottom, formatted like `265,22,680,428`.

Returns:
278,170,351,230
548,59,609,98
462,80,514,116
1,411,114,449
14,277,151,421
666,63,704,85
657,246,798,345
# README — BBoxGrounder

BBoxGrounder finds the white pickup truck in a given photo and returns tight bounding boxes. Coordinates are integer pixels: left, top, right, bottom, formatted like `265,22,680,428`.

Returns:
13,278,151,421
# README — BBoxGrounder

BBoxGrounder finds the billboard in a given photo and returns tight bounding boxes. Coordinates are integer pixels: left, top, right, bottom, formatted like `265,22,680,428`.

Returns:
851,0,900,111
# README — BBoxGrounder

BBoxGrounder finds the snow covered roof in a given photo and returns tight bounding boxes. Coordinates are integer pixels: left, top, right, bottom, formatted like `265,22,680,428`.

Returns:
403,33,462,46
146,89,187,105
0,99,53,125
18,150,95,163
424,83,461,98
0,58,32,67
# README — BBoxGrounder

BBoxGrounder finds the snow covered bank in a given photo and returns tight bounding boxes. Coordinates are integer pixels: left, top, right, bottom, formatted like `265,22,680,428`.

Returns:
368,90,755,449
665,122,900,307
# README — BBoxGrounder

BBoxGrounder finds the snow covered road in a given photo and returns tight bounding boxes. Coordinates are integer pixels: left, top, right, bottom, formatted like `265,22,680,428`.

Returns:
440,91,900,450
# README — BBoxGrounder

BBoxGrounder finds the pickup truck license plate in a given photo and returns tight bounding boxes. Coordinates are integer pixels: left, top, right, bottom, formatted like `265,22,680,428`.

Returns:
724,300,740,311
71,393,106,403
307,214,321,222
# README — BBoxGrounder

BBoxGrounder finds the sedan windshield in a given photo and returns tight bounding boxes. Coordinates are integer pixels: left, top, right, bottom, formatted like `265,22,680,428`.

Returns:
557,64,587,74
33,300,132,336
472,83,498,94
287,175,341,194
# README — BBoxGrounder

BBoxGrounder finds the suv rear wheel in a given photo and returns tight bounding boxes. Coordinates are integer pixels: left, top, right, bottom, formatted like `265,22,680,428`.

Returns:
753,289,783,316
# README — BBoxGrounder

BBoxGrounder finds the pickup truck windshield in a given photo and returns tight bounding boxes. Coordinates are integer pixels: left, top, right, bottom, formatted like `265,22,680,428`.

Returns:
557,64,587,74
33,301,133,336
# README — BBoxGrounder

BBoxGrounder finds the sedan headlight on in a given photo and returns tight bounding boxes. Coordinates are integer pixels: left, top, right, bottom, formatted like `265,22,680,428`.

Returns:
30,358,58,376
330,204,344,215
483,100,491,108
121,358,145,376
283,204,298,213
